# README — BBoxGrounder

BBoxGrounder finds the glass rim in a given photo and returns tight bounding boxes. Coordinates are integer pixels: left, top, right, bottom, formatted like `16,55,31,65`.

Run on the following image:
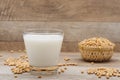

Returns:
23,28,64,35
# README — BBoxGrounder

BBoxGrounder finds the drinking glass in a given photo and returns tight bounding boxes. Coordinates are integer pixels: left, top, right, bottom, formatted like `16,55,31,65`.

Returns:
23,28,64,74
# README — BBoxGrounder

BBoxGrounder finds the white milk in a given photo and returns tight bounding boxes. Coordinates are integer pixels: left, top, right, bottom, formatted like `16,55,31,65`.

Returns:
23,34,63,67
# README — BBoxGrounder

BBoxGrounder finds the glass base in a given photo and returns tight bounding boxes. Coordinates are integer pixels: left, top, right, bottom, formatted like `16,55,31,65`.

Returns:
30,66,58,75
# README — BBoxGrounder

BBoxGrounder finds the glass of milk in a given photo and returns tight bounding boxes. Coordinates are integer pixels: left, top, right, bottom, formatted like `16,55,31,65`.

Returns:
23,28,63,74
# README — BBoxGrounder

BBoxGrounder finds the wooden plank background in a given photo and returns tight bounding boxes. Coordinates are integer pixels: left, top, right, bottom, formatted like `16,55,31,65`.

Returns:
0,22,120,42
0,22,120,52
0,0,120,21
0,0,120,51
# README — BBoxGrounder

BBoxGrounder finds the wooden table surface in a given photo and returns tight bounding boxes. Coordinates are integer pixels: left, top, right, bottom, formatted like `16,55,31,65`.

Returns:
0,51,120,80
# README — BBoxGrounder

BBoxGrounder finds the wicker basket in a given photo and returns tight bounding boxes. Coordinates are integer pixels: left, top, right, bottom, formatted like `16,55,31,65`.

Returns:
79,46,114,62
78,37,115,62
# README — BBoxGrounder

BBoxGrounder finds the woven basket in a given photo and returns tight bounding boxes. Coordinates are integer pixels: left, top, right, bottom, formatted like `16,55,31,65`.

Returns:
79,46,114,62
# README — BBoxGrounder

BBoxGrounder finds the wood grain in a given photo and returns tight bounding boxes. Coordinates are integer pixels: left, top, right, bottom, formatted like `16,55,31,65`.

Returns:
0,0,120,21
0,21,120,52
0,21,120,42
0,42,120,52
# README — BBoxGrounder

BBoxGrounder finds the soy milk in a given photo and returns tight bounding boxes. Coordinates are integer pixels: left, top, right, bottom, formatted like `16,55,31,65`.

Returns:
23,34,63,67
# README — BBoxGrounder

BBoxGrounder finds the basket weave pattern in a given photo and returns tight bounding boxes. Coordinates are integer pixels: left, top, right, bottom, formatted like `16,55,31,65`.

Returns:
79,47,113,62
